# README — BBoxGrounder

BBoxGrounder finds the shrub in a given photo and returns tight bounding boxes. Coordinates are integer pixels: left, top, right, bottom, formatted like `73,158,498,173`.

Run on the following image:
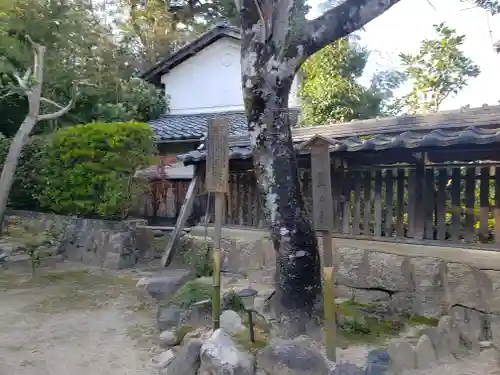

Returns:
38,121,155,219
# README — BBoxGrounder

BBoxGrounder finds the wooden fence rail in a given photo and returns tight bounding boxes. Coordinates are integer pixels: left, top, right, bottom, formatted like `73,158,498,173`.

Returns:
200,164,500,247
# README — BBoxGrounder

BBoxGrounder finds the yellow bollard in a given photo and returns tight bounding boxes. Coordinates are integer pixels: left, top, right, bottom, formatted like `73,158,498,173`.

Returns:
323,265,336,362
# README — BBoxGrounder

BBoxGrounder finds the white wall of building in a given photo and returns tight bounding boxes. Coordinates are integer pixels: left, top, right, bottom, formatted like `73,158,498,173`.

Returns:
161,37,300,115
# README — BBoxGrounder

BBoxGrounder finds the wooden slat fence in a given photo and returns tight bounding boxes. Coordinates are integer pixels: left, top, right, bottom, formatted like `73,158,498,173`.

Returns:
302,165,500,245
200,164,500,246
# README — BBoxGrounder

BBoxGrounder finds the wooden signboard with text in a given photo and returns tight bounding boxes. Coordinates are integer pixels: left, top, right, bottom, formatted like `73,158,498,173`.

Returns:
310,139,334,232
205,119,230,193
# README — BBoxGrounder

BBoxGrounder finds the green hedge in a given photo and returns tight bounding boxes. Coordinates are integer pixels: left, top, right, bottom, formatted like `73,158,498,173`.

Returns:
38,122,155,219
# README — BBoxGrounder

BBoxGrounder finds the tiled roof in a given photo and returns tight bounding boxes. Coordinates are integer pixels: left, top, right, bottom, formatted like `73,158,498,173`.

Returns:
150,111,249,141
150,108,301,142
177,105,500,164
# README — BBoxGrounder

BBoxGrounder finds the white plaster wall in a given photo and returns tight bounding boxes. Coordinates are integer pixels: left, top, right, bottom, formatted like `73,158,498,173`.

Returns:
161,37,300,115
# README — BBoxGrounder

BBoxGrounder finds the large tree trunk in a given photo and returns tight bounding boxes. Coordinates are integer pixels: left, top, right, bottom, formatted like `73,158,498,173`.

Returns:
0,116,38,227
237,0,402,333
244,76,322,330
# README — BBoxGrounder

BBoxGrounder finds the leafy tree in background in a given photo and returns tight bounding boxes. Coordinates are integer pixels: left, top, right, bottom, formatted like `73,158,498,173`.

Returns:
300,37,406,125
397,23,480,114
0,0,167,136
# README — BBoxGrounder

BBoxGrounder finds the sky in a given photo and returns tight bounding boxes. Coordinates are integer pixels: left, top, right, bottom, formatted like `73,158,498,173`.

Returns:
309,0,500,110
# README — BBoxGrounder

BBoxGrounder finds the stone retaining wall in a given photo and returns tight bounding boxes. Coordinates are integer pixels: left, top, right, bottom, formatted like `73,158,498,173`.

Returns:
5,210,147,269
181,226,500,350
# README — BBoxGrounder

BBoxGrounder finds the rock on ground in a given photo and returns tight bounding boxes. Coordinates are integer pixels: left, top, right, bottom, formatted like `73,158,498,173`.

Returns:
257,337,331,375
220,310,245,334
136,268,192,301
165,339,203,375
200,329,254,375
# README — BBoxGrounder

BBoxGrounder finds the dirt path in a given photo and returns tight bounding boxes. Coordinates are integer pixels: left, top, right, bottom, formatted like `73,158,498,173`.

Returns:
0,262,158,375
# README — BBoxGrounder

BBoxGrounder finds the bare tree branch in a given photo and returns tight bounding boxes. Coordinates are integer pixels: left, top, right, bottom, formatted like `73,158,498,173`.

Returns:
40,97,64,109
301,0,401,58
38,84,80,121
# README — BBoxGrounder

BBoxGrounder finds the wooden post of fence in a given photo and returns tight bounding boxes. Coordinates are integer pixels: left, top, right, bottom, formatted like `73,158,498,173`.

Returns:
301,135,336,362
205,118,230,330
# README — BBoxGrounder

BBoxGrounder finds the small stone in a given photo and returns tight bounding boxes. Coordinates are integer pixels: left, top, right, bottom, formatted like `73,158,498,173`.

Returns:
422,327,449,359
159,330,178,347
387,339,416,370
480,341,493,349
220,310,245,334
415,334,437,369
258,337,330,375
332,363,364,375
200,329,254,375
165,339,203,375
151,350,175,369
367,349,390,366
157,306,189,331
181,327,212,344
137,269,192,301
365,363,389,375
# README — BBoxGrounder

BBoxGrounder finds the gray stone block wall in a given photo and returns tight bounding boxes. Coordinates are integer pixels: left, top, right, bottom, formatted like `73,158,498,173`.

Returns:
182,225,500,352
5,210,147,270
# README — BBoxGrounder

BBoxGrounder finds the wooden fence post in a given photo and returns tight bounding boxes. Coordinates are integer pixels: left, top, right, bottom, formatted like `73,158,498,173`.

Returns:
205,118,230,330
301,135,337,362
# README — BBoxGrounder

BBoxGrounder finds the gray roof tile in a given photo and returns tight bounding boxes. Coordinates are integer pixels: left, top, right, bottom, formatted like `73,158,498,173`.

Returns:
150,109,300,141
177,105,500,164
149,111,248,141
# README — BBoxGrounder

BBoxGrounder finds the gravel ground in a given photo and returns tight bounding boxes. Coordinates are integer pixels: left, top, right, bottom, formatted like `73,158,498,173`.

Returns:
1,262,498,375
0,263,158,375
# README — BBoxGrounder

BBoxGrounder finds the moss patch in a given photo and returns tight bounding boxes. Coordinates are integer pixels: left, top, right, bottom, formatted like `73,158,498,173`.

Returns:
231,327,268,352
170,280,213,309
336,300,404,345
407,315,439,327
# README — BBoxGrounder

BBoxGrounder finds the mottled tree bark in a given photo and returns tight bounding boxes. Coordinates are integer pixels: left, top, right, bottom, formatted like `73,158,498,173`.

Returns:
237,0,401,328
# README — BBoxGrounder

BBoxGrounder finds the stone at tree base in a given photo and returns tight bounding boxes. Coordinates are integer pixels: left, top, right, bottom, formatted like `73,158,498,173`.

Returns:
365,364,389,375
437,315,460,356
136,268,192,301
257,337,331,375
151,349,175,369
159,330,178,348
220,310,245,334
450,305,482,354
199,329,254,375
181,327,213,345
365,349,390,375
421,327,450,359
331,363,364,375
387,339,416,371
165,339,203,375
157,306,189,332
414,334,437,368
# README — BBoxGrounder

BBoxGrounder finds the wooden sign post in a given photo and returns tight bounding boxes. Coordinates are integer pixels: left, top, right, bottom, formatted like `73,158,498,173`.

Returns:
301,135,337,362
205,118,230,330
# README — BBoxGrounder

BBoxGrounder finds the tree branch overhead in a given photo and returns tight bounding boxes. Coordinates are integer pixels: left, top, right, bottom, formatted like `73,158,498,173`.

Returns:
302,0,402,58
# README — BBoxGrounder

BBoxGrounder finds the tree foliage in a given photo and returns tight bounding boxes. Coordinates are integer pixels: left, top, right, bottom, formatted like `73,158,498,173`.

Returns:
0,0,167,136
397,23,480,114
300,37,406,125
38,122,155,219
